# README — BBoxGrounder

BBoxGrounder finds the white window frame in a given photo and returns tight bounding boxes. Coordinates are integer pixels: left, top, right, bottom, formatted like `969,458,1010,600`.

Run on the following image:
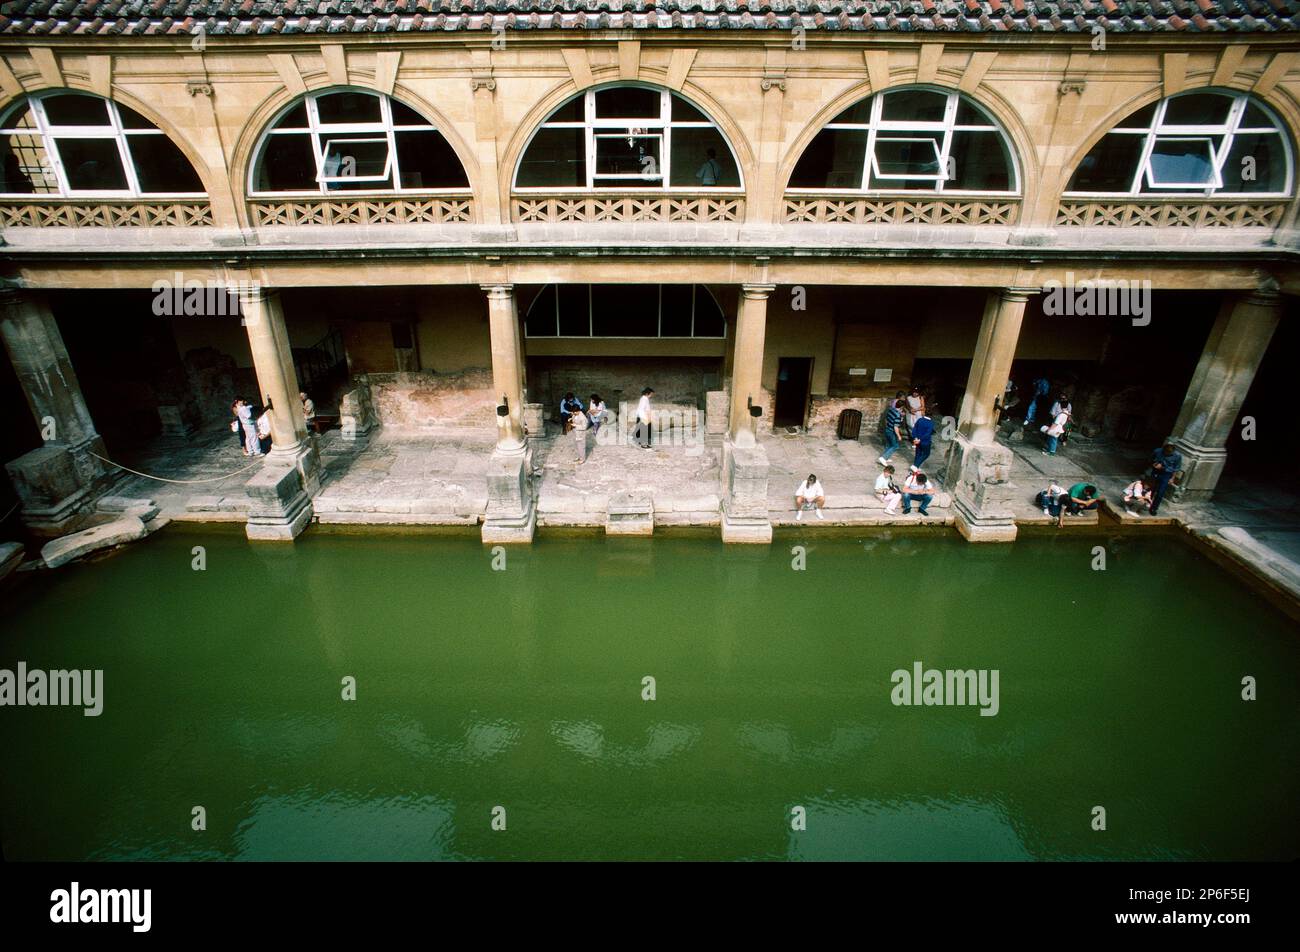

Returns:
1063,91,1293,198
249,89,467,197
524,284,728,339
513,84,744,193
0,92,204,198
789,86,1019,196
1143,136,1223,190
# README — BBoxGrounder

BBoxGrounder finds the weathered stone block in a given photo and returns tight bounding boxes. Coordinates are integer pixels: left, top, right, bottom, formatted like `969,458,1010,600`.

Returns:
41,516,147,568
245,463,312,541
607,491,653,536
482,449,535,543
5,443,93,532
0,541,24,581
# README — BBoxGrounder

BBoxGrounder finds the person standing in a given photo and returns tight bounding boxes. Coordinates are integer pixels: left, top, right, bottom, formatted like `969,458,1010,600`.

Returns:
231,399,246,453
696,148,722,186
571,404,590,463
879,397,904,466
1023,376,1051,427
910,408,934,471
588,393,607,434
1149,442,1183,516
300,391,316,432
256,405,273,455
634,387,654,449
902,471,932,516
795,473,825,521
1042,406,1069,456
238,399,261,457
905,387,926,430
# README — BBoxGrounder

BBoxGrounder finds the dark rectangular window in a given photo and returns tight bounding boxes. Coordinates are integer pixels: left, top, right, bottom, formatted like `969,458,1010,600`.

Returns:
524,285,557,337
591,285,658,337
557,285,590,336
659,286,693,336
55,138,128,190
516,128,584,187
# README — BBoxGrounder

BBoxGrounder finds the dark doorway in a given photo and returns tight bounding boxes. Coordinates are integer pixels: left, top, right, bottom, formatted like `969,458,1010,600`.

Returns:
774,357,813,428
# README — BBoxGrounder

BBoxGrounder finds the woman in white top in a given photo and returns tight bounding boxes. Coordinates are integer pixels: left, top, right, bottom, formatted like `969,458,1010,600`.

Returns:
874,466,901,515
588,393,607,434
238,400,261,457
795,474,825,521
571,405,590,462
905,387,926,429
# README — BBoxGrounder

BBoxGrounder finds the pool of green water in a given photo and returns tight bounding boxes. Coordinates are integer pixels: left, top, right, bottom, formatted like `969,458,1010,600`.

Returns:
0,528,1296,861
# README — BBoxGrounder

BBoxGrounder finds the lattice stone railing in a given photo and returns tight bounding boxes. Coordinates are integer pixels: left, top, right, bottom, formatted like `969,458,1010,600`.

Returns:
0,200,214,227
1055,200,1288,228
513,193,744,223
249,196,474,226
783,195,1021,226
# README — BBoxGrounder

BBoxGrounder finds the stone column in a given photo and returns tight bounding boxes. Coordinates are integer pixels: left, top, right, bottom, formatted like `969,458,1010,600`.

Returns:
0,287,113,532
721,284,774,544
480,283,535,543
1169,290,1281,497
729,284,774,447
482,284,525,450
236,284,319,540
944,288,1036,543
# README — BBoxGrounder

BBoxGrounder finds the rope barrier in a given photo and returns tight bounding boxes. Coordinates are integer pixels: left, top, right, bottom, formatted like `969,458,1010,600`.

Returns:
87,451,265,485
0,500,18,523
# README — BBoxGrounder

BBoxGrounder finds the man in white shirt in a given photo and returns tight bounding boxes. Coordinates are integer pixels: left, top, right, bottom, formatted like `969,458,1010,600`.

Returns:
902,471,932,516
795,474,825,521
874,465,901,515
634,387,654,448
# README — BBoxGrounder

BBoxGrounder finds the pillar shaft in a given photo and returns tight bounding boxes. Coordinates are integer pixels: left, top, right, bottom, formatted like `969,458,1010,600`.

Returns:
1169,290,1281,495
238,286,309,453
729,284,774,446
958,288,1034,444
0,289,98,450
483,284,525,449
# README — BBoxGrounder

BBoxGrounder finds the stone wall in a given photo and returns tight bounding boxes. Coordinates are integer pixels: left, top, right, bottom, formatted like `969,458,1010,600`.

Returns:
365,369,496,429
805,396,890,439
528,356,722,425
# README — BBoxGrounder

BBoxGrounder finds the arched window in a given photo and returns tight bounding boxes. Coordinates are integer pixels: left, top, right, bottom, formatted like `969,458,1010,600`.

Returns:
789,87,1017,193
524,284,727,338
515,85,742,190
1065,91,1292,196
0,92,204,196
249,89,468,195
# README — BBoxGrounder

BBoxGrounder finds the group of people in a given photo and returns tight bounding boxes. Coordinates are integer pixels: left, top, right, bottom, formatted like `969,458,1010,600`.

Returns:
795,464,934,520
1034,442,1183,526
559,387,655,463
230,391,316,457
1119,443,1183,517
877,387,935,471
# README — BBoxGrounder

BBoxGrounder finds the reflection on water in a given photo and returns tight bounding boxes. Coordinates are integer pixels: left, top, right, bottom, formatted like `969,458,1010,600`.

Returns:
0,530,1296,861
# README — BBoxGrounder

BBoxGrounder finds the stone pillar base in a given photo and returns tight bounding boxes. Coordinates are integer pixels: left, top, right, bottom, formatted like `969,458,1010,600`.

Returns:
943,433,1019,544
522,403,545,439
720,439,772,544
245,462,313,541
270,438,322,498
1167,436,1224,500
5,443,101,535
482,447,536,544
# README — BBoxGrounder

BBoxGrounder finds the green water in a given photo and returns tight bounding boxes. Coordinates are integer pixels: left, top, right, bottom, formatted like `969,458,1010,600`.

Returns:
0,528,1296,861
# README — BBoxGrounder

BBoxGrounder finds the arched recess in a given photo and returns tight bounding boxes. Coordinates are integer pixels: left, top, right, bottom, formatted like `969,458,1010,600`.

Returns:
777,81,1030,200
1054,85,1297,203
231,81,479,225
0,87,217,200
500,75,756,217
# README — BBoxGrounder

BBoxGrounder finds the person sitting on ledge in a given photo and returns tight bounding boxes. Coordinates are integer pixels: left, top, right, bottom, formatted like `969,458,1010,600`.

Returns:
1123,477,1154,515
1035,480,1066,520
875,465,902,516
1062,482,1102,527
795,474,825,521
902,471,932,517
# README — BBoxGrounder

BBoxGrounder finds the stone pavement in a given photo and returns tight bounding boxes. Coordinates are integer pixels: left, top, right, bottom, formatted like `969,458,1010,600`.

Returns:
312,427,493,525
532,429,722,528
108,424,261,523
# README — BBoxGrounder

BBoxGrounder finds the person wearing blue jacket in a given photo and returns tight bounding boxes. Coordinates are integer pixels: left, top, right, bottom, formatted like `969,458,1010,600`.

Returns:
1023,376,1051,427
910,410,935,471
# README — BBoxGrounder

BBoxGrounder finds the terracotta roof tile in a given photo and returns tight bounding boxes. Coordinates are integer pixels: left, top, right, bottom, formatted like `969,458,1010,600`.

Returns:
0,0,1296,32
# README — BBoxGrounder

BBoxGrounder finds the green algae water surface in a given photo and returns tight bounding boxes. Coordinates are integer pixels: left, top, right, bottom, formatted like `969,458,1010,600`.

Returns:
1,529,1296,861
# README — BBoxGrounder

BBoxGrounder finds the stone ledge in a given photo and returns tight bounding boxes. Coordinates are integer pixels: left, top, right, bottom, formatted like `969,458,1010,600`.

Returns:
41,516,148,569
